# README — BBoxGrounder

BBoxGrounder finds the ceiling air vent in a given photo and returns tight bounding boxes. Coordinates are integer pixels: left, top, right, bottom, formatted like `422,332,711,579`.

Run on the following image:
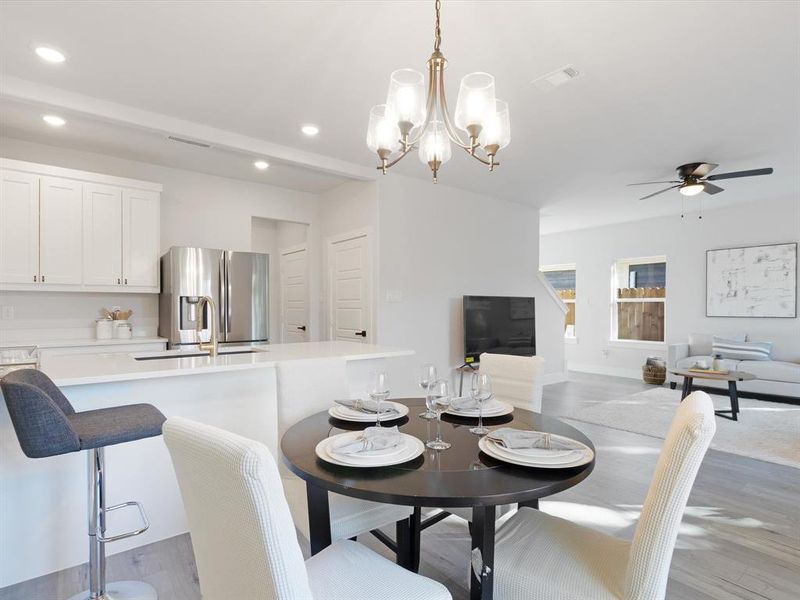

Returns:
167,135,212,148
531,66,581,92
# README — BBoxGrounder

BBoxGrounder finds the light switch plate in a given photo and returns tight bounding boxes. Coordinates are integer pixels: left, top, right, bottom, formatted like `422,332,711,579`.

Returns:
1,306,14,320
385,289,403,303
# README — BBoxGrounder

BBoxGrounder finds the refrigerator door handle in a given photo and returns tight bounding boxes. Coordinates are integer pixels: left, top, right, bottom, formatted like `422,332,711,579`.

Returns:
225,253,232,335
219,253,228,340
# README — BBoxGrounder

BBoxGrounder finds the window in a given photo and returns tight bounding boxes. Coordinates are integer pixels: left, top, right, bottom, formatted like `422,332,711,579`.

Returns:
612,257,666,342
541,265,576,338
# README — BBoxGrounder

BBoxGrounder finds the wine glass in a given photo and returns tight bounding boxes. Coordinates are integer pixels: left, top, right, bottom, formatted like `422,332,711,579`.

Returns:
368,371,390,427
418,364,438,419
426,379,452,450
469,372,492,435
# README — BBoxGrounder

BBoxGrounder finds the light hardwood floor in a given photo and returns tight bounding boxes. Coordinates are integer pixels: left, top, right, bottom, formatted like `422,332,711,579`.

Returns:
3,372,798,600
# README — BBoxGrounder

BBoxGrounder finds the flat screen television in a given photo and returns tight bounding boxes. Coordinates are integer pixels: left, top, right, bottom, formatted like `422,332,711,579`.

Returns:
463,295,536,364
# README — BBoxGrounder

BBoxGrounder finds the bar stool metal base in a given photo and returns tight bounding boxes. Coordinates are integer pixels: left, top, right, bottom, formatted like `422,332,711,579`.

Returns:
66,580,158,600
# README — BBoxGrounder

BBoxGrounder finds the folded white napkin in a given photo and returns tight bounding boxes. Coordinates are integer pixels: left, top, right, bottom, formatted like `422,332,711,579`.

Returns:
334,399,399,415
487,427,582,451
330,426,402,455
450,395,495,411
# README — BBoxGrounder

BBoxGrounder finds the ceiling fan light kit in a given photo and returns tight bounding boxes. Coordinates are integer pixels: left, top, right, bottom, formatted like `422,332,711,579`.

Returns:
366,0,510,183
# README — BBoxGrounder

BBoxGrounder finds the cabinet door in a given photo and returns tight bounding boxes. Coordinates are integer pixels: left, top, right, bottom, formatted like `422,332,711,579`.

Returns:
122,189,160,288
0,170,39,284
40,177,83,285
83,183,123,286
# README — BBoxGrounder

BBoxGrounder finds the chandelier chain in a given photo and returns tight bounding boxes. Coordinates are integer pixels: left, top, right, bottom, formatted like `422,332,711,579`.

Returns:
434,0,442,51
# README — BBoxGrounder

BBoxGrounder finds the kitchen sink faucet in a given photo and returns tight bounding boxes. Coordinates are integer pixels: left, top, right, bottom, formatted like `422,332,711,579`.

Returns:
195,296,219,357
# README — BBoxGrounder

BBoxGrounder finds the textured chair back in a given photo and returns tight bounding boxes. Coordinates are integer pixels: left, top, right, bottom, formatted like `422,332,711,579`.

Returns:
624,391,716,600
277,357,348,439
163,417,313,600
1,369,79,458
478,353,545,413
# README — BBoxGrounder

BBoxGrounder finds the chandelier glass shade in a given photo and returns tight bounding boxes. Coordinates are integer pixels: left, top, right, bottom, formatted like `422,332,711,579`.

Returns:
366,0,510,183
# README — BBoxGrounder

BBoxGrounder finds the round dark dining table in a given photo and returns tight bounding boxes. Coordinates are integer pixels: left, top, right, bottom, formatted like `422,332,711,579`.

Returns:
281,398,595,600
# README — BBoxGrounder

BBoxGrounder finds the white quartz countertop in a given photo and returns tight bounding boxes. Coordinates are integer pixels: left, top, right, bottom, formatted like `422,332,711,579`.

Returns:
40,341,414,387
1,337,168,349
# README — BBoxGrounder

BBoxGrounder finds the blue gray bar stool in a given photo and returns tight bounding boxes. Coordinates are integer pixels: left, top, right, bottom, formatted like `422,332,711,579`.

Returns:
1,369,166,600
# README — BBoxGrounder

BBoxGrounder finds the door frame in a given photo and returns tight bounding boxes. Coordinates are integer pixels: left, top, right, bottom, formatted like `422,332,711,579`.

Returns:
279,242,310,343
324,227,375,343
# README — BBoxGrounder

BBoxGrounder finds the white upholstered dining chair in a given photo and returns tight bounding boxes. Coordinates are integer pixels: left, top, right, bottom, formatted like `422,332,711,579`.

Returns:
478,352,545,413
490,390,717,600
445,352,546,523
276,358,414,543
163,417,451,600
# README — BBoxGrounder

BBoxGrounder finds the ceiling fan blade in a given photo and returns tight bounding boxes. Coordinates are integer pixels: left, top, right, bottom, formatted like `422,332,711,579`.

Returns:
706,167,774,181
627,181,681,186
703,182,724,195
690,163,719,177
638,184,681,200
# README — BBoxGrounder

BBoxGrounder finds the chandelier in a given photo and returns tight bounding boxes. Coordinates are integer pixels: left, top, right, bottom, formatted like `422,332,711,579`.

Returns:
366,0,511,183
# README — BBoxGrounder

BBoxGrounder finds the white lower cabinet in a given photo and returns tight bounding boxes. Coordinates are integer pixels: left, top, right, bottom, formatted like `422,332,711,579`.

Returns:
0,160,161,293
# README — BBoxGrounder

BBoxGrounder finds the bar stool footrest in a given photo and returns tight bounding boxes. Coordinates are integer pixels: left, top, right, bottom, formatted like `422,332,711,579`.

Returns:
98,501,150,543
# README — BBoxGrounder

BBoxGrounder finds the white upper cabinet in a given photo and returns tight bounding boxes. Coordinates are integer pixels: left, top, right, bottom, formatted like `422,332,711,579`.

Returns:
40,177,83,285
122,189,160,288
0,170,39,284
82,183,123,286
0,159,161,293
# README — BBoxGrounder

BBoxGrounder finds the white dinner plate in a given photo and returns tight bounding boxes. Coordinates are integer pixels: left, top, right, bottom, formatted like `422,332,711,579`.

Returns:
316,432,424,467
446,400,514,418
328,401,409,422
478,436,594,469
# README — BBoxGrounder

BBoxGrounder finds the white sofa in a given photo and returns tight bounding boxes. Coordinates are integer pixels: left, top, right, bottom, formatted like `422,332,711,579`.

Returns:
667,332,800,399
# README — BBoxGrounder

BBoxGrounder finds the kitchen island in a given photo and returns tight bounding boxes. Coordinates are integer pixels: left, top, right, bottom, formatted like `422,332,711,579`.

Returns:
0,341,413,587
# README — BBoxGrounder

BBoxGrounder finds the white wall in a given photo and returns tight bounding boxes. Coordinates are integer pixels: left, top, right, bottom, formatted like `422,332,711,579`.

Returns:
0,137,323,341
540,196,800,378
376,174,566,396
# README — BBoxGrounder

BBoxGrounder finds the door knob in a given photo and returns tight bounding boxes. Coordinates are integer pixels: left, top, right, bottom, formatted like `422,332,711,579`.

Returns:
297,326,307,331
355,330,367,337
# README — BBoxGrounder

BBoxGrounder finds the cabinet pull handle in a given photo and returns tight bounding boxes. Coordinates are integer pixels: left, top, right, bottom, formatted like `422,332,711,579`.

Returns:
117,278,121,284
41,275,45,283
33,275,37,282
124,278,128,285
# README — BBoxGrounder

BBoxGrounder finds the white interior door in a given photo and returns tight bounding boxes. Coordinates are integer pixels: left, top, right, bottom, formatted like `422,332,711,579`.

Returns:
39,177,83,285
0,170,39,284
329,233,371,343
280,245,308,342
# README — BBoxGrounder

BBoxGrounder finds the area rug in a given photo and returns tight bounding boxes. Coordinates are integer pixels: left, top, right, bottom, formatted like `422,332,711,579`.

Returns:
564,387,800,468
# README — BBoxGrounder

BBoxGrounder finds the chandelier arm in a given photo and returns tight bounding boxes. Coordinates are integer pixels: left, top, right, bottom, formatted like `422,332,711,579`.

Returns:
405,60,439,147
383,145,417,169
459,146,498,167
436,64,471,149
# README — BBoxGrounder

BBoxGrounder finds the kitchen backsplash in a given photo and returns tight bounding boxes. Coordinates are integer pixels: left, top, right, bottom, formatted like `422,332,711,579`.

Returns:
0,292,159,344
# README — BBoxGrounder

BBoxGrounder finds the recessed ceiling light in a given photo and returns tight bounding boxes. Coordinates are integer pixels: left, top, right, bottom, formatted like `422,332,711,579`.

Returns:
42,115,66,127
35,46,66,63
301,124,319,137
254,160,269,170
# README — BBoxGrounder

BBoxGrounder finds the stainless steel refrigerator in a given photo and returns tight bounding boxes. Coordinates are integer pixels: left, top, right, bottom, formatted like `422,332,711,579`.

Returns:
159,247,269,348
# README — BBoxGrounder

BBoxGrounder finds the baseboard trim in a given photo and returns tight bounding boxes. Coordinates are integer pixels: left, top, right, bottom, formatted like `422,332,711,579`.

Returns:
542,371,568,385
567,363,642,380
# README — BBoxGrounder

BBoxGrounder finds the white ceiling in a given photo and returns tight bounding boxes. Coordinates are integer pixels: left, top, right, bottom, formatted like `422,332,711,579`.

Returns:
1,1,798,232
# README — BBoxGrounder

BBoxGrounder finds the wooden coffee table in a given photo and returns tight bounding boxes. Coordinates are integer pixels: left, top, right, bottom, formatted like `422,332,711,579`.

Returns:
669,368,756,421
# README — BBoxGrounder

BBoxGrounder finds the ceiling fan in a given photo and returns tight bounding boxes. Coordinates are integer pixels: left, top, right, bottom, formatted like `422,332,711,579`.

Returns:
629,162,774,200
